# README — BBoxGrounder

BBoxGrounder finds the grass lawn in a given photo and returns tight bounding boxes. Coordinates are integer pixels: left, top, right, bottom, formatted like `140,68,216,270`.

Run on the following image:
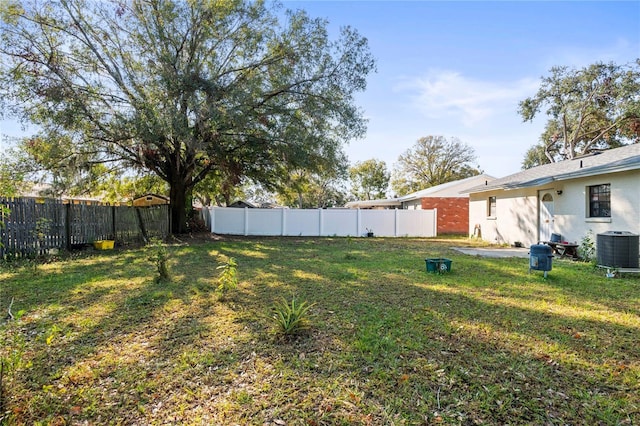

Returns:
0,236,638,425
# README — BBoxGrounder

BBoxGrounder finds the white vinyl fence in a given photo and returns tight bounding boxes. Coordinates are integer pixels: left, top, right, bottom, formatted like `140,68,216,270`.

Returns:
207,207,437,237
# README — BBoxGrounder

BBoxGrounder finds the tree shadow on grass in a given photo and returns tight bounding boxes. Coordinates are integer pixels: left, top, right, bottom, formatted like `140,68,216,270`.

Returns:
1,238,638,424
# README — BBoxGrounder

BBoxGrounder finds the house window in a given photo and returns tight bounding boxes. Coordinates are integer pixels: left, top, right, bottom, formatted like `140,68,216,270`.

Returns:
588,184,610,218
487,196,496,217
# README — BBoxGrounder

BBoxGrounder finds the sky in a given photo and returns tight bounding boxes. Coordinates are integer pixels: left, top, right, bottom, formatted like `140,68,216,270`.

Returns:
1,1,639,179
281,0,640,177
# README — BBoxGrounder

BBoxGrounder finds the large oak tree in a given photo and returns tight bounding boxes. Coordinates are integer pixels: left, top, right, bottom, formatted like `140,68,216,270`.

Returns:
0,0,375,233
519,60,640,168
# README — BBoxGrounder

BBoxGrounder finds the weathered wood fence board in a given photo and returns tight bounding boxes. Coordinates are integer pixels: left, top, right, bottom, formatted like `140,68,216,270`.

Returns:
137,205,170,240
114,207,140,243
68,203,113,246
0,197,170,258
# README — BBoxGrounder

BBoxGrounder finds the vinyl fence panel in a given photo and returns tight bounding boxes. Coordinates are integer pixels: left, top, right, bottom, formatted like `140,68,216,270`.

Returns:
212,207,247,235
398,209,437,237
247,208,283,236
285,209,321,236
209,207,437,238
321,209,358,236
360,209,395,237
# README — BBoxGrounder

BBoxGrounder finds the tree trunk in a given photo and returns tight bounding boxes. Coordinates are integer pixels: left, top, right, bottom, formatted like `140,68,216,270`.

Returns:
169,179,189,234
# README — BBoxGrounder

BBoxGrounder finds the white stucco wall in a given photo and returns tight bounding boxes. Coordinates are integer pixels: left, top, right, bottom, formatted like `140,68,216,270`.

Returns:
556,170,640,242
469,188,538,246
469,170,640,247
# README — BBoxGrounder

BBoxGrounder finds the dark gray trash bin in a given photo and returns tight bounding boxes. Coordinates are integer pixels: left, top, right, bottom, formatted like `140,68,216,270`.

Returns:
530,243,553,277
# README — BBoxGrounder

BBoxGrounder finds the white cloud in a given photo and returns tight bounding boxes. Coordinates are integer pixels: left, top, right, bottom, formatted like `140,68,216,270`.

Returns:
398,70,539,127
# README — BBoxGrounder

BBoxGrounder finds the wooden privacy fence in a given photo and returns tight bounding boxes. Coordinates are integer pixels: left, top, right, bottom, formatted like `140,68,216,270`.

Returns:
0,197,170,258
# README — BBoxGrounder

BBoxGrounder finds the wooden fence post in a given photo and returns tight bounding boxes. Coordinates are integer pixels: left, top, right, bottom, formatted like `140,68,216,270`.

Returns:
65,203,72,251
111,205,116,240
136,208,148,243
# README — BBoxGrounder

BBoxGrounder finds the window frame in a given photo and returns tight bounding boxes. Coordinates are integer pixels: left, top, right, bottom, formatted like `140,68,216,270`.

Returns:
587,183,611,218
487,196,496,218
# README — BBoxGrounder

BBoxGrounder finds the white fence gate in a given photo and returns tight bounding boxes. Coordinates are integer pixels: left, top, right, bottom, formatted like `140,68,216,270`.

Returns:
207,207,437,237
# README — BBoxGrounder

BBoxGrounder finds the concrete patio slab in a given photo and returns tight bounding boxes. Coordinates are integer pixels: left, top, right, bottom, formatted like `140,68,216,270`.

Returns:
452,247,530,258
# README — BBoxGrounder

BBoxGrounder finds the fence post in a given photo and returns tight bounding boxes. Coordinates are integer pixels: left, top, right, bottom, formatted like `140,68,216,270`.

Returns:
111,205,117,240
0,198,6,258
243,207,249,236
432,208,438,237
136,208,149,243
65,203,72,251
395,208,399,237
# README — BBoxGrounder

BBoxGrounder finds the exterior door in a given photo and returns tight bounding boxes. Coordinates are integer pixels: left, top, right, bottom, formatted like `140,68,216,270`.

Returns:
538,192,554,242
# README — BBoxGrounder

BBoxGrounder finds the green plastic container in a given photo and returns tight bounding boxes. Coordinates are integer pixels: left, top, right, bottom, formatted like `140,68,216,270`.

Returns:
425,258,452,273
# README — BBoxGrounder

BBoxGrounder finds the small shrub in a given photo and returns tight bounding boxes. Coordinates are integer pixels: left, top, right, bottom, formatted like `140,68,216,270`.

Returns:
187,209,208,233
579,230,596,263
216,257,238,299
148,239,171,282
270,297,315,336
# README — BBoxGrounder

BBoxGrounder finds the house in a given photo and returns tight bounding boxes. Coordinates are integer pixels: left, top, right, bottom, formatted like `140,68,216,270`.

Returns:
17,182,105,204
228,200,258,208
345,174,495,235
466,144,640,247
132,193,170,207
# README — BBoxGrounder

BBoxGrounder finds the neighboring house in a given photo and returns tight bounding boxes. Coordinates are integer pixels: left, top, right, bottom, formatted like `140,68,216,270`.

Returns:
345,174,495,235
228,200,258,208
17,182,104,204
132,193,170,207
344,198,402,210
466,144,640,247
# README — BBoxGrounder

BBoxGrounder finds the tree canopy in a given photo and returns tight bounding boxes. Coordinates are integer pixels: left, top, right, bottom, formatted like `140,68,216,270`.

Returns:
0,0,375,232
349,159,389,200
390,136,481,196
519,60,640,168
276,169,348,208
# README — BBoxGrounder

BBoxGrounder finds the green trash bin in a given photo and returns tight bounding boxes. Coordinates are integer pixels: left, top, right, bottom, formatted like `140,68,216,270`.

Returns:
425,258,452,273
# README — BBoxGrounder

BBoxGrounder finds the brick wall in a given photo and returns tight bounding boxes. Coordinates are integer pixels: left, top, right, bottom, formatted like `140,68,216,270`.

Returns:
421,197,469,235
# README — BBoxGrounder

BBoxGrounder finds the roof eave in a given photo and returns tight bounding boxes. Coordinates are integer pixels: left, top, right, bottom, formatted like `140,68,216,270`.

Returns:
467,160,640,194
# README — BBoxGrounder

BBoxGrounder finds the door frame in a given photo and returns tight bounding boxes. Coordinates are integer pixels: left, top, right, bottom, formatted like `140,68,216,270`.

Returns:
538,190,555,242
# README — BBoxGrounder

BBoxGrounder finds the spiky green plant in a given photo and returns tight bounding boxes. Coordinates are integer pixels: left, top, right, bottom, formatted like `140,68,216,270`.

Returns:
216,257,238,298
270,297,315,336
